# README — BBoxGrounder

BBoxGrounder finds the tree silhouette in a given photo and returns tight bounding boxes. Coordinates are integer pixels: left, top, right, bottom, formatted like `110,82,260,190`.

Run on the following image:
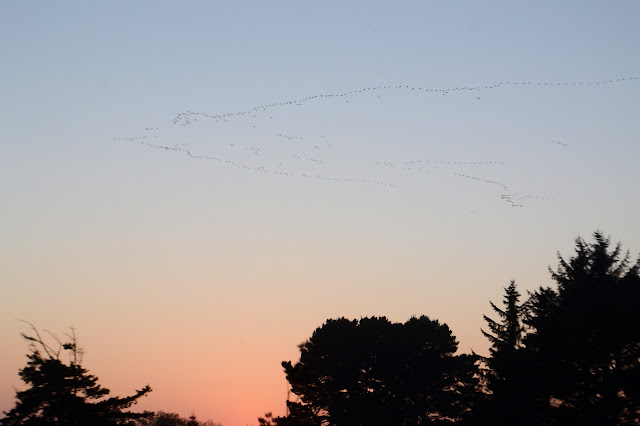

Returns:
257,412,277,426
258,405,321,426
136,412,186,426
134,412,222,426
478,281,534,425
1,323,152,426
482,280,523,355
282,316,479,425
523,231,640,424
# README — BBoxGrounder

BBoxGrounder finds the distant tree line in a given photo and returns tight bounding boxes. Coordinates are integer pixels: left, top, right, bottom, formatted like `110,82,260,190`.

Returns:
136,412,221,426
262,231,640,425
2,231,639,425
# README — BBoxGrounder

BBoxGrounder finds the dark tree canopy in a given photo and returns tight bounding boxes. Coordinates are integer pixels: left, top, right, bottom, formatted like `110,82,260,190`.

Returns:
522,231,640,424
1,324,152,426
133,412,221,426
478,281,537,425
282,316,479,426
261,231,640,425
258,405,321,426
135,412,187,426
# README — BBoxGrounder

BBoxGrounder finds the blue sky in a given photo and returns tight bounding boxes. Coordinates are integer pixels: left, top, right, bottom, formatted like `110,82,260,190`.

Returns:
2,2,639,425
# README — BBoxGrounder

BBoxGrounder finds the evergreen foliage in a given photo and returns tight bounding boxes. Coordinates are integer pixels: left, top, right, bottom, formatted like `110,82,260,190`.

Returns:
481,280,523,356
1,324,152,426
522,231,640,424
133,412,222,426
478,281,535,425
258,405,322,426
281,316,479,425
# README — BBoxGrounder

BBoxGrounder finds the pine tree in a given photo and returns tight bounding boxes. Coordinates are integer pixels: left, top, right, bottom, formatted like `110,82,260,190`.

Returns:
523,231,640,424
481,280,523,356
1,323,152,426
480,281,531,425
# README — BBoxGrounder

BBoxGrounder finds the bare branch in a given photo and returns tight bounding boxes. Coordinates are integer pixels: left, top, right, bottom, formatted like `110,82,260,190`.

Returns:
18,320,57,360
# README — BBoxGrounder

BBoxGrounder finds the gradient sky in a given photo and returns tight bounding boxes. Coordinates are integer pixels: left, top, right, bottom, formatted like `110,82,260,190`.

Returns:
2,2,640,425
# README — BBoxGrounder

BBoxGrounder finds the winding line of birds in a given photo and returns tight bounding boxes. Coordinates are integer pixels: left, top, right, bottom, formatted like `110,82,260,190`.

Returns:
453,173,509,192
114,75,638,210
135,139,398,188
402,160,504,166
168,76,638,127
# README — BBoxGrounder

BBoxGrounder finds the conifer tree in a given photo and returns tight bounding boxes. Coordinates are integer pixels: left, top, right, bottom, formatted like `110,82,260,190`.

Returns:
479,281,531,425
523,231,640,424
481,280,523,356
1,324,152,426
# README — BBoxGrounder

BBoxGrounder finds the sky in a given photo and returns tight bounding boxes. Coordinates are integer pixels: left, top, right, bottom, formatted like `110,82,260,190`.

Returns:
1,1,639,425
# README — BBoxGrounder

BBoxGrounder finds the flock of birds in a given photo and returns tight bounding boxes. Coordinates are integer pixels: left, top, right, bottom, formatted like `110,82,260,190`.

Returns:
114,75,637,212
166,76,638,127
